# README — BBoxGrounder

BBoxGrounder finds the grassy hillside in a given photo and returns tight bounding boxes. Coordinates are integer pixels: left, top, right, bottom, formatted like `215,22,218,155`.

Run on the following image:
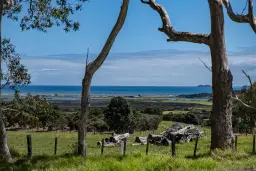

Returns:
2,122,256,171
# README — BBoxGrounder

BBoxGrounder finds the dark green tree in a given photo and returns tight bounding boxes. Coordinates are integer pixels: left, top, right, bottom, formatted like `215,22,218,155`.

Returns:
104,96,133,133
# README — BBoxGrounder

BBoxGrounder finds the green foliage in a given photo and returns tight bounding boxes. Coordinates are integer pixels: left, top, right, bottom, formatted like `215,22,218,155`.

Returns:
3,92,61,129
134,113,162,131
233,82,256,134
1,38,30,89
142,107,162,116
104,96,133,132
163,112,201,125
88,108,107,132
66,112,79,131
3,0,88,32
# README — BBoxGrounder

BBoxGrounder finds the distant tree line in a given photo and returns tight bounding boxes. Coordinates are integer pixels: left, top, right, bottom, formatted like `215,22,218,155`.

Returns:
3,95,162,132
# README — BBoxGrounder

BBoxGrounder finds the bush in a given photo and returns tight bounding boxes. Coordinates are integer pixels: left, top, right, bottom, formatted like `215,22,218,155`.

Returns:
104,96,133,133
134,113,162,131
163,112,200,125
142,107,162,116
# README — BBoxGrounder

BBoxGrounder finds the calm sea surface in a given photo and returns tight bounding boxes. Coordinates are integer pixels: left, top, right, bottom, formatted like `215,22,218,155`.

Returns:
1,85,242,95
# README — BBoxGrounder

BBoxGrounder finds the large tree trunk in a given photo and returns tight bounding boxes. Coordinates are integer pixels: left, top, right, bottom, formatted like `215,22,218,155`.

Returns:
0,110,11,159
0,0,11,159
78,0,130,157
208,0,234,150
78,73,92,156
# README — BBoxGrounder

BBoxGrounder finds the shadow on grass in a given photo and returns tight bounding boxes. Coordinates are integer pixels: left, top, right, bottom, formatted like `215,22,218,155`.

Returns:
185,150,256,161
0,153,131,171
185,152,211,159
0,154,77,171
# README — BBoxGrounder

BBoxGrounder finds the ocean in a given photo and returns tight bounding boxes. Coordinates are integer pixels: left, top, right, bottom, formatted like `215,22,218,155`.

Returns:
1,85,242,96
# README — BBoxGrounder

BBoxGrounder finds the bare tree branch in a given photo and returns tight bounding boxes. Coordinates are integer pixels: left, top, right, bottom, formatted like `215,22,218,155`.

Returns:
223,0,256,32
1,77,10,90
2,108,19,112
198,58,256,110
242,70,253,88
198,57,212,72
140,0,210,45
89,0,130,73
232,93,256,110
241,0,248,14
86,47,90,68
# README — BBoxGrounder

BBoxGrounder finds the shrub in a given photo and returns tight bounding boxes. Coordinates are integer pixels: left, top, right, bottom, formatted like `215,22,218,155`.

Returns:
135,113,162,131
142,107,162,116
104,96,133,133
163,112,200,125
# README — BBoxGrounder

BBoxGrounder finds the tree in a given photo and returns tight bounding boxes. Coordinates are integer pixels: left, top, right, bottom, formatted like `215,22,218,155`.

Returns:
0,0,88,159
3,92,61,130
141,0,256,150
233,82,256,134
78,0,130,157
0,39,30,159
104,97,133,133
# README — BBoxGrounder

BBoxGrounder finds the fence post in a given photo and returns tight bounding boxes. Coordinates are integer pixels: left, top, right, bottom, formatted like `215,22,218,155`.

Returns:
193,136,199,158
235,135,238,152
26,135,32,158
253,135,255,154
101,139,104,155
171,134,176,156
54,137,58,155
123,138,127,156
146,135,149,155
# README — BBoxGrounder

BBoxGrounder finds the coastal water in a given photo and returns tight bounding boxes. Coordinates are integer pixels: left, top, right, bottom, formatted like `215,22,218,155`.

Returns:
1,85,242,95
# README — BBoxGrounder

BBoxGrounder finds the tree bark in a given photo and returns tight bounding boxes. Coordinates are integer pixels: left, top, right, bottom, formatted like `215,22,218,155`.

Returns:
78,73,91,156
0,0,11,160
208,0,234,150
78,0,130,156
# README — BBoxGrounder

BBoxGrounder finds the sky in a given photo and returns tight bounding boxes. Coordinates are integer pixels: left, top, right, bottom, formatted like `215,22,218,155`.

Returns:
3,0,256,86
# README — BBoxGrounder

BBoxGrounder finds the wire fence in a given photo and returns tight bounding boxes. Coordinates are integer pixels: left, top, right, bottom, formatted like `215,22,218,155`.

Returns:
8,130,256,159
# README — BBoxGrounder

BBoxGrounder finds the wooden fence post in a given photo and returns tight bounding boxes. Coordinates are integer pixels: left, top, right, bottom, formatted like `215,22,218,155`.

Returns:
123,138,127,156
54,137,58,155
171,134,176,156
146,135,149,155
235,135,238,152
193,136,199,158
26,135,32,158
101,139,104,155
253,135,255,154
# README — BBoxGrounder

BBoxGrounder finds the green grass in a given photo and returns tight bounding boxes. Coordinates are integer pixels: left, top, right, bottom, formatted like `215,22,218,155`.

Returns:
160,100,212,106
2,123,256,171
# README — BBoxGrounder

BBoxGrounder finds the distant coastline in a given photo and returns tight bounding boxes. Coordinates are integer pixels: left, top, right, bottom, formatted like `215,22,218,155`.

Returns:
0,85,242,101
197,85,211,88
1,85,241,96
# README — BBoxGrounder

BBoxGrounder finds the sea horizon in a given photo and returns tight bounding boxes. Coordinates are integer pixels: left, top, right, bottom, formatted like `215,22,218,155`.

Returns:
1,85,242,96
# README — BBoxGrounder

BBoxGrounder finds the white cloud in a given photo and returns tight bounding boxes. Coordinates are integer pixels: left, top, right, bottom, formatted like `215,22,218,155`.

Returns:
21,49,256,86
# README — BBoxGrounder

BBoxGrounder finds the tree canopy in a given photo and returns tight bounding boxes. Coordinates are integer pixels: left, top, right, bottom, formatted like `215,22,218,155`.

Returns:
104,96,133,132
3,0,88,32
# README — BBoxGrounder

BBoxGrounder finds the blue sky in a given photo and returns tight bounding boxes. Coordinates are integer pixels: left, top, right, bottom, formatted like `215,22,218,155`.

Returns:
3,0,256,86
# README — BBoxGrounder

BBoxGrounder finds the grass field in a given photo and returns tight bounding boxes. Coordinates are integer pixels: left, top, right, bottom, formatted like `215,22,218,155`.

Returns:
1,121,256,171
160,100,212,106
